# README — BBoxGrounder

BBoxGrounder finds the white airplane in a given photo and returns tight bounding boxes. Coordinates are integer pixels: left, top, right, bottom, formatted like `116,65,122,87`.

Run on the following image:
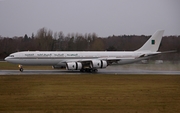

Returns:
5,30,167,72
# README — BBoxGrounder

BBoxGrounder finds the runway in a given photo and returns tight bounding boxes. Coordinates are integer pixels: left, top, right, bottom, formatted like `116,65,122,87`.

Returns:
1,69,180,75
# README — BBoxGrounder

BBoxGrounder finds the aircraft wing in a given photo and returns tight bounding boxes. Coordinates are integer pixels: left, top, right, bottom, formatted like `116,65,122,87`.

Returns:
79,57,135,61
60,57,136,66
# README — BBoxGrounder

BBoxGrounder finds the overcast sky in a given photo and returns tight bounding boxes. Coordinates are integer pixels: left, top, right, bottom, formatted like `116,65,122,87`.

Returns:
0,0,180,37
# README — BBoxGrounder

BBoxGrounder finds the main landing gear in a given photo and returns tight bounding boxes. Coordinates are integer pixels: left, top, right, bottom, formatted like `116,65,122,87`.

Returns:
18,65,23,72
80,68,98,73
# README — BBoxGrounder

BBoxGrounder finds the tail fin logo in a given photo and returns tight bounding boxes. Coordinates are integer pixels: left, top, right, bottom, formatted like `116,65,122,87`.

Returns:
151,40,155,45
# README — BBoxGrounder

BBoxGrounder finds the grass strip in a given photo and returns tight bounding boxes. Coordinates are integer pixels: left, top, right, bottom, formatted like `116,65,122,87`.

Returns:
0,74,180,113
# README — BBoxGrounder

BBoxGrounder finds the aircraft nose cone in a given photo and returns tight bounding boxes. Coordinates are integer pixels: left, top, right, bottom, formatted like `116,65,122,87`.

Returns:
4,57,9,61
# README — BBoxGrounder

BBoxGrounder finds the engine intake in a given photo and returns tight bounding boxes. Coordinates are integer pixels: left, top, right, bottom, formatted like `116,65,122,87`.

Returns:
66,62,82,70
91,60,107,68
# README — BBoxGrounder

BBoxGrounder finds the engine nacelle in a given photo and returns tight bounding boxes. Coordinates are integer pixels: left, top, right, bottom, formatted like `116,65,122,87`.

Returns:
52,65,66,69
66,62,82,70
91,60,107,68
52,63,66,69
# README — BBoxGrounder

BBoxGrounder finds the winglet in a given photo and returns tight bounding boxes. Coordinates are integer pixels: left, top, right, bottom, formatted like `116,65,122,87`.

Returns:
136,30,164,52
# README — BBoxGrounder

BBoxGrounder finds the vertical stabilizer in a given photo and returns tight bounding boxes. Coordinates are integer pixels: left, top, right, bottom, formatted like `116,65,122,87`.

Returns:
136,30,164,52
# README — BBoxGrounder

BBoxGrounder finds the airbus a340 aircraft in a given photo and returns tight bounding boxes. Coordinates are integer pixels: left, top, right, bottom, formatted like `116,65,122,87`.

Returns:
5,30,168,72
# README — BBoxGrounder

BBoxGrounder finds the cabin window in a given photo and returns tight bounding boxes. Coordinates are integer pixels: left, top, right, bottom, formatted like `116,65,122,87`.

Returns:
10,55,14,57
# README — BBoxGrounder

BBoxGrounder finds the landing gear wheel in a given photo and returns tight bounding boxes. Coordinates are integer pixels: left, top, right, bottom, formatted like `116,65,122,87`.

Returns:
92,69,98,73
18,65,23,72
84,68,98,73
80,69,85,72
85,69,91,72
19,68,23,72
94,69,98,72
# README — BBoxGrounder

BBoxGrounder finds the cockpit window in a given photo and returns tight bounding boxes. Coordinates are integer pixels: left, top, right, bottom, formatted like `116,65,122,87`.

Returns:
9,55,14,57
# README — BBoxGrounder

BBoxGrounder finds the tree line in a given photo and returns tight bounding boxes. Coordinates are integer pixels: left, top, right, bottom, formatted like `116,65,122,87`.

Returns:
0,28,180,60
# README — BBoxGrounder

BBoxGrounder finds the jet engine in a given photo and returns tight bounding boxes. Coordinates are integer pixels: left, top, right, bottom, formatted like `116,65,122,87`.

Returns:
91,60,107,68
52,65,66,69
52,63,66,69
66,62,82,70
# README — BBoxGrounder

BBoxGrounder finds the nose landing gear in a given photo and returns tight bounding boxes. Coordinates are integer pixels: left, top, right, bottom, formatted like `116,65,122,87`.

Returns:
18,65,23,72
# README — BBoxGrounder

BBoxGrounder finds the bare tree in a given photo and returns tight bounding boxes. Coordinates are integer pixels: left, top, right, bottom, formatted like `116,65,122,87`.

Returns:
35,28,54,50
